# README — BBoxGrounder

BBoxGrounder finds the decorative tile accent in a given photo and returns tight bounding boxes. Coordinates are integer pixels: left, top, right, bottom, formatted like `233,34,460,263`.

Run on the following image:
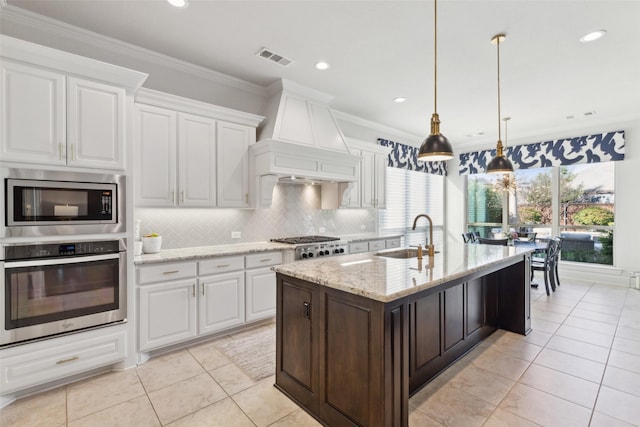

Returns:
136,184,377,249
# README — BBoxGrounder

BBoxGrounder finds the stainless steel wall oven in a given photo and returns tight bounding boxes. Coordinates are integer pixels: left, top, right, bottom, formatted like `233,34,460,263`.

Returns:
2,168,125,238
1,239,127,347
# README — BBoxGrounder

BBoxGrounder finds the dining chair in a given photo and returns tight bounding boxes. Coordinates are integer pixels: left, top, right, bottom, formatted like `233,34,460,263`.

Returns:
531,237,561,295
477,237,508,246
517,232,537,242
462,232,476,243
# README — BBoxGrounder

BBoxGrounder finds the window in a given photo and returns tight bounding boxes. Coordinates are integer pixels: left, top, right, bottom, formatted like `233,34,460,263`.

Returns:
466,163,616,265
558,163,614,264
380,167,445,247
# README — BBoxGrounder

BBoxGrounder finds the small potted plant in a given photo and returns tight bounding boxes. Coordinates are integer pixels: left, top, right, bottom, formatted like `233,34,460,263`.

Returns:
141,233,162,254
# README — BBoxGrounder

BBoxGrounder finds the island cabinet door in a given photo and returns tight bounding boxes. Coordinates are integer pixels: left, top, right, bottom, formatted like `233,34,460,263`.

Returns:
276,276,319,413
317,289,393,427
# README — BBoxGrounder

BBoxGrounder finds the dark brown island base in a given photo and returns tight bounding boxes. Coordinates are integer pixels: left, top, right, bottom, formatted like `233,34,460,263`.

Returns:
273,243,533,427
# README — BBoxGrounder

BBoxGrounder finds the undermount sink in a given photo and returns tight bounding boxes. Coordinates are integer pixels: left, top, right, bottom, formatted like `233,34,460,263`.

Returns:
374,248,440,259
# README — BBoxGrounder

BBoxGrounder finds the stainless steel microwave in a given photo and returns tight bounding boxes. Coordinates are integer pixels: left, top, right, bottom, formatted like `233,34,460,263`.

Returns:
2,168,125,237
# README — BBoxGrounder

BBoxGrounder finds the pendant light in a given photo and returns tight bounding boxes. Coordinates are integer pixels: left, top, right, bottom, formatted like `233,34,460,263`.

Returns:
486,34,514,173
417,0,454,162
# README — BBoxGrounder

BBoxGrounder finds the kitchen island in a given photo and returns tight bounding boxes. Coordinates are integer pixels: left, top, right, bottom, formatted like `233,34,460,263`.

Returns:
273,243,533,427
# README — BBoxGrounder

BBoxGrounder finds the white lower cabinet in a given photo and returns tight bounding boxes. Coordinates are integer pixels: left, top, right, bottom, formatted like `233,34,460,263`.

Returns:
349,237,403,254
138,279,197,352
137,252,281,352
245,251,282,322
245,267,276,322
198,270,245,335
0,327,126,394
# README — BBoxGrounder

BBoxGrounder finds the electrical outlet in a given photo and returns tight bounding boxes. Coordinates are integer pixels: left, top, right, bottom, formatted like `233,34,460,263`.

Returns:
319,227,326,233
231,231,241,239
361,224,366,231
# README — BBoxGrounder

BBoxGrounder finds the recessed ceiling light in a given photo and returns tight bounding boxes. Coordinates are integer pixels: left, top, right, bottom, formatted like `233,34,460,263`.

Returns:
315,61,330,70
167,0,188,8
580,30,606,43
394,97,407,103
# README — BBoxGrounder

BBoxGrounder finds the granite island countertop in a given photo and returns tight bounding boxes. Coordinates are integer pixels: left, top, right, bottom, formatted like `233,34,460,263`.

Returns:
273,242,534,302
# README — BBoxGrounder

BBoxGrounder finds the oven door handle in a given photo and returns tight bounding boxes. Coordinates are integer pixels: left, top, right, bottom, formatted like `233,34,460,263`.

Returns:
4,253,121,268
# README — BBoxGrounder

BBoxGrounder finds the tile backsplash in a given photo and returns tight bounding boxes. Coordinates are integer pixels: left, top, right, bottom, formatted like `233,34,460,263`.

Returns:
136,183,378,249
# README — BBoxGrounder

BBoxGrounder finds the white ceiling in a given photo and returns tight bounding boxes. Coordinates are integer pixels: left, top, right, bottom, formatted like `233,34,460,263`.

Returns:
5,0,640,149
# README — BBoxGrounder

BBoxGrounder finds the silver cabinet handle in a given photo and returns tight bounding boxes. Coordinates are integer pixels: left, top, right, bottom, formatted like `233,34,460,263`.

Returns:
192,283,195,297
217,264,230,268
201,283,205,296
181,190,184,203
260,258,272,263
56,356,79,365
162,270,179,275
71,144,75,161
59,142,63,161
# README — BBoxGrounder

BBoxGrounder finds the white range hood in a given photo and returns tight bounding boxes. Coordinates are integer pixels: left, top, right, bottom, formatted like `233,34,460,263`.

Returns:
251,79,361,206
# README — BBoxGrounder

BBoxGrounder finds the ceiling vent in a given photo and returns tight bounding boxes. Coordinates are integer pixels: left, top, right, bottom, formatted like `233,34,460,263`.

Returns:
256,48,294,67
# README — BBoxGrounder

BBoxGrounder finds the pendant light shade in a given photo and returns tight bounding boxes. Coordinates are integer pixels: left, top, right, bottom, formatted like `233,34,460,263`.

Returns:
418,0,454,162
486,34,513,174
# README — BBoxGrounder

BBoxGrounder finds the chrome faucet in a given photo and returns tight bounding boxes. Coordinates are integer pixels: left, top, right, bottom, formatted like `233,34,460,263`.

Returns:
412,214,435,257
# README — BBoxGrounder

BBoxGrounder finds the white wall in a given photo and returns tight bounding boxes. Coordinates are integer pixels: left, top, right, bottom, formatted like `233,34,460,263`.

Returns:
447,119,640,286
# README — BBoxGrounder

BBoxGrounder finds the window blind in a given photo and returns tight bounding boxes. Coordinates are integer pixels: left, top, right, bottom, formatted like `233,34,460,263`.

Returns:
379,167,445,247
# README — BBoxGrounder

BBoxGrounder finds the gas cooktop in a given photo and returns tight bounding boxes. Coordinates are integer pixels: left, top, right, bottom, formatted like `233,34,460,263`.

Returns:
270,236,340,245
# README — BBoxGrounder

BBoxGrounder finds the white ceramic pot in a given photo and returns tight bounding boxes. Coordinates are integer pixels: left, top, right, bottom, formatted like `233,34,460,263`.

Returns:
142,236,162,254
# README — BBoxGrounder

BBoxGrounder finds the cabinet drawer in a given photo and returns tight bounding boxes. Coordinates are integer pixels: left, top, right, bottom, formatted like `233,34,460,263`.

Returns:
199,255,244,275
386,238,402,249
137,261,197,285
368,240,386,251
349,242,369,254
0,328,126,394
245,251,283,269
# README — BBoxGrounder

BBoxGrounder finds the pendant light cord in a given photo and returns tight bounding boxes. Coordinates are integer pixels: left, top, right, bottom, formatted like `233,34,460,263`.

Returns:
434,0,438,114
496,36,501,142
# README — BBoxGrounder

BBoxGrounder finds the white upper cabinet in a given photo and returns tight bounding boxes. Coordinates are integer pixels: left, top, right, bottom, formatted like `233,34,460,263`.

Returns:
134,104,177,206
67,77,126,169
217,121,251,208
0,36,147,171
344,139,390,209
134,88,263,208
361,150,387,209
179,113,217,207
1,60,66,165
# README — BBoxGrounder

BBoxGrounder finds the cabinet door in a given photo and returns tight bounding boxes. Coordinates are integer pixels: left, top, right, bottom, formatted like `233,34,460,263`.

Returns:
277,277,318,410
135,104,177,206
199,271,245,335
138,279,197,351
217,121,250,207
373,152,387,208
67,77,125,170
246,267,276,322
341,148,361,208
178,113,217,206
0,60,66,165
361,150,375,208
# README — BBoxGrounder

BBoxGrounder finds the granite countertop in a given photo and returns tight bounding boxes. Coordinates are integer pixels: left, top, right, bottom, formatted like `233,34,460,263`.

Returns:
273,242,534,303
134,241,293,265
338,233,403,242
134,233,404,265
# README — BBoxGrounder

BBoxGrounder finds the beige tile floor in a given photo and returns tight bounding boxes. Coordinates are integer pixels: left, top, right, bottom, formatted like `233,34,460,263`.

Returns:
2,279,640,427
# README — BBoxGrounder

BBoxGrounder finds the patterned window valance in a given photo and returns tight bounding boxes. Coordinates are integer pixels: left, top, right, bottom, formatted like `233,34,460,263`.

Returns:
458,130,625,175
378,138,448,176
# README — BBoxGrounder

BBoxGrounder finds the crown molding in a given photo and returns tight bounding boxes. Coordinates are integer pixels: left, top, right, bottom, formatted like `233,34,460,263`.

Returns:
136,87,264,127
0,4,267,98
332,109,423,146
